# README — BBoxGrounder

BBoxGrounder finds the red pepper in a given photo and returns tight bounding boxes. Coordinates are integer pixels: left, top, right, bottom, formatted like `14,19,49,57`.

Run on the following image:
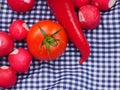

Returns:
47,0,90,64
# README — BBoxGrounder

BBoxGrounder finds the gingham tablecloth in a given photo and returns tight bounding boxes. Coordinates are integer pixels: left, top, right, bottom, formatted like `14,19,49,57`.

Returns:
0,0,120,90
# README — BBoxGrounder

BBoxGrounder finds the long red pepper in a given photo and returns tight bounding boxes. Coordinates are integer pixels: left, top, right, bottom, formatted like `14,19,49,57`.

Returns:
47,0,90,64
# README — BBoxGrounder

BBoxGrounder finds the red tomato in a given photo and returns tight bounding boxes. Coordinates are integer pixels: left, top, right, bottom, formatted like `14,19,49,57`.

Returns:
0,32,14,57
27,20,68,61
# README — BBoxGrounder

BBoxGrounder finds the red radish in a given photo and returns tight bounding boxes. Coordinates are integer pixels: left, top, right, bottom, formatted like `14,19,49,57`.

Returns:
7,0,35,12
0,32,14,57
9,20,29,41
91,0,117,11
8,48,32,73
72,0,90,9
0,66,17,88
78,5,100,30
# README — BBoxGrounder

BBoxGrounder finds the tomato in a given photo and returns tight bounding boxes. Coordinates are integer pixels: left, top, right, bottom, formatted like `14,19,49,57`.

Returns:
27,20,68,60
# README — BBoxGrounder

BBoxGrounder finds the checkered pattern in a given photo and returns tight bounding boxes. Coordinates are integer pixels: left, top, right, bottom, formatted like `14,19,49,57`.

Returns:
0,0,120,90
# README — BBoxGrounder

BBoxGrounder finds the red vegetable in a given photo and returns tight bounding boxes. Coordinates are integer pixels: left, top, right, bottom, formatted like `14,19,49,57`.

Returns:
7,0,35,12
47,0,90,64
91,0,117,11
78,5,100,30
72,0,90,9
0,32,14,57
9,20,29,41
8,48,32,73
0,66,17,88
27,20,68,61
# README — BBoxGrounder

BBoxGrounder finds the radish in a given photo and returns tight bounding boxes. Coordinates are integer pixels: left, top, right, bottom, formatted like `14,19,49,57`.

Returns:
8,48,32,73
0,66,17,88
78,5,100,30
7,0,35,12
91,0,117,11
0,32,14,57
72,0,90,9
9,20,29,41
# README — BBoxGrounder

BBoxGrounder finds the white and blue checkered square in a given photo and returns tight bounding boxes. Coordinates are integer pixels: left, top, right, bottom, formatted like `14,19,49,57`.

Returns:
0,0,120,90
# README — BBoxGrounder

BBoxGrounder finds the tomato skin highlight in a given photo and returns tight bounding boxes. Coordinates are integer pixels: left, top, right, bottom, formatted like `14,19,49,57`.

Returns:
0,32,14,57
0,66,17,88
27,20,68,61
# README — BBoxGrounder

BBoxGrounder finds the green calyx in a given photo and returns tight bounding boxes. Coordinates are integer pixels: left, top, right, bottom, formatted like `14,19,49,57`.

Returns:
39,26,62,59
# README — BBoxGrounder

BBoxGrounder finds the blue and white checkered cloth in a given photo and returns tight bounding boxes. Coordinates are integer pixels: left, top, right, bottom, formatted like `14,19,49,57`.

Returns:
0,0,120,90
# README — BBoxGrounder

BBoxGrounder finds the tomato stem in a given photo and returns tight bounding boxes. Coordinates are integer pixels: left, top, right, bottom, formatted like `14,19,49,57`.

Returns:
51,28,62,37
38,26,47,38
39,26,62,60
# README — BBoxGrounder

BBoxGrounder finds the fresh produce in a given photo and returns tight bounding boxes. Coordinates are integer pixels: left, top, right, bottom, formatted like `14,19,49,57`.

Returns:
9,20,29,41
47,0,90,64
78,5,100,30
8,48,32,73
0,66,17,88
7,0,35,12
72,0,90,9
0,32,14,57
27,20,68,60
91,0,117,11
